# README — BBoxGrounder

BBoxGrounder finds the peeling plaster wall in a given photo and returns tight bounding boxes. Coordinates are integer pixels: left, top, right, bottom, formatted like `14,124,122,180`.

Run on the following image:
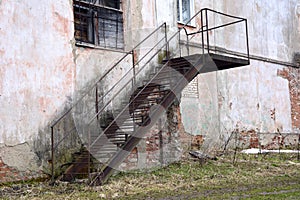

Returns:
223,0,300,62
217,63,293,136
180,0,300,153
0,0,74,177
1,0,299,181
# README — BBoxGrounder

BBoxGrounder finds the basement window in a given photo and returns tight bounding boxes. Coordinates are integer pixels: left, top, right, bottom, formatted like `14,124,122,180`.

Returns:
74,0,124,49
177,0,195,26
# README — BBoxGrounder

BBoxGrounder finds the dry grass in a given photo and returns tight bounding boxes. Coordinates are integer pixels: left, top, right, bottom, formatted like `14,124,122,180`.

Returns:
1,153,300,199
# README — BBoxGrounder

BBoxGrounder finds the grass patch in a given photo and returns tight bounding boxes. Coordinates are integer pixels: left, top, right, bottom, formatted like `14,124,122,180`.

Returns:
1,153,300,199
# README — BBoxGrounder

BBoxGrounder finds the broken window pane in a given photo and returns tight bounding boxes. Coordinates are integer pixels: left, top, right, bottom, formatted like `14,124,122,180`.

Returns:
74,0,124,49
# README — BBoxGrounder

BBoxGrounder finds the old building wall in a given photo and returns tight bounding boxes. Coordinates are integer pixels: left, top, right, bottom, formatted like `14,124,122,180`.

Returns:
1,0,299,182
180,0,300,154
0,0,75,181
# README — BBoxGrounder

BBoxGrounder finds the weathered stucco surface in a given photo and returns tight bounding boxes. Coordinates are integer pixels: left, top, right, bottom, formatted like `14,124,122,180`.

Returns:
0,0,74,174
180,0,300,153
0,0,299,181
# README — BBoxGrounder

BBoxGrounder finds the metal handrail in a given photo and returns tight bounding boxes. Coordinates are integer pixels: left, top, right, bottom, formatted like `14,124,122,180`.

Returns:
87,8,251,183
88,38,168,125
90,52,203,184
51,7,250,182
90,9,249,183
51,22,167,181
50,22,167,128
80,34,167,121
182,8,249,63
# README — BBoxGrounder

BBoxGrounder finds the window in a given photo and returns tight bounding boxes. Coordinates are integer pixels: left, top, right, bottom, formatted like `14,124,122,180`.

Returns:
74,0,124,49
177,0,195,25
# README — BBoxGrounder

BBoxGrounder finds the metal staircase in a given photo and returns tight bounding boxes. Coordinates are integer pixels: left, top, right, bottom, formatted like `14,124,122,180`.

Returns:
51,8,250,185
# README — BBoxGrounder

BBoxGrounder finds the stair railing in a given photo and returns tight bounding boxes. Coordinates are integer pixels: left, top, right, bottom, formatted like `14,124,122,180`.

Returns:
50,22,168,181
51,7,250,183
86,8,251,184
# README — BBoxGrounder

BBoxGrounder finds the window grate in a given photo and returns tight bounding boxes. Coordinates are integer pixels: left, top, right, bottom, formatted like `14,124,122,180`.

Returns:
74,0,124,49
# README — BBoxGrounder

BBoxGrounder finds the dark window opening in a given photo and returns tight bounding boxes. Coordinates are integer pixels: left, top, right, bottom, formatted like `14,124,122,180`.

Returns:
74,0,124,49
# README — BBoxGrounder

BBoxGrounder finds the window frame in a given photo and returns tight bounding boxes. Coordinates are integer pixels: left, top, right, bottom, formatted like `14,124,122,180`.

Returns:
73,0,125,50
177,0,195,27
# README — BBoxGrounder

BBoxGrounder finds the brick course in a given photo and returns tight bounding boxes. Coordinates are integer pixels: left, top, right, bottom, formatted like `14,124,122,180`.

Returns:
0,157,46,183
277,67,300,131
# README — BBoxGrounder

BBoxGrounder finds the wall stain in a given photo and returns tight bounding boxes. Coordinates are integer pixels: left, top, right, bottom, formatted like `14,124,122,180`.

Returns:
52,5,70,36
270,108,276,121
256,3,261,13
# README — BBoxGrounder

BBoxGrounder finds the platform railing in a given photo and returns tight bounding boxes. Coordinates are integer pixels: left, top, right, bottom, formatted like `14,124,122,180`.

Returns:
180,8,249,63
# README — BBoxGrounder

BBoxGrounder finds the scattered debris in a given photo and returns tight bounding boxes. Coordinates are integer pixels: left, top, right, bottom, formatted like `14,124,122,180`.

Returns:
189,151,217,161
241,148,300,154
287,161,300,166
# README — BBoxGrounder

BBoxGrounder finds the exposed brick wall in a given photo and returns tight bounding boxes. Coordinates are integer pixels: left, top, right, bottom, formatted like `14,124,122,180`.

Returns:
226,128,299,150
259,133,299,149
0,157,46,183
182,78,199,98
120,103,193,170
239,129,259,148
277,67,300,131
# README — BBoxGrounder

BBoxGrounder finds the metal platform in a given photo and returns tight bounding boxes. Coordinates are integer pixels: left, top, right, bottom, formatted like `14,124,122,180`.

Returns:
209,53,250,70
167,53,250,75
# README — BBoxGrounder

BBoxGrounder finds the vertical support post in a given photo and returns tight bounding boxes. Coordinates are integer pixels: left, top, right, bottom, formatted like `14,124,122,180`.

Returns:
164,23,169,60
179,29,182,57
182,27,189,56
245,19,250,63
186,30,189,56
205,9,209,54
131,50,136,134
132,50,136,87
96,83,99,120
51,126,54,183
201,10,205,55
158,118,164,166
88,126,91,181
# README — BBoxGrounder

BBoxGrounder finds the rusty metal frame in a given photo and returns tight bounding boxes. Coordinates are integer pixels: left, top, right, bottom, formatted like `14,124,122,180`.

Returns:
51,7,251,184
50,22,168,182
182,8,250,64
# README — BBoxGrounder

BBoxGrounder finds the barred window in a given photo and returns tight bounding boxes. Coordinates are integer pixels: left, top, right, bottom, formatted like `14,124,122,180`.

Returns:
74,0,124,49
